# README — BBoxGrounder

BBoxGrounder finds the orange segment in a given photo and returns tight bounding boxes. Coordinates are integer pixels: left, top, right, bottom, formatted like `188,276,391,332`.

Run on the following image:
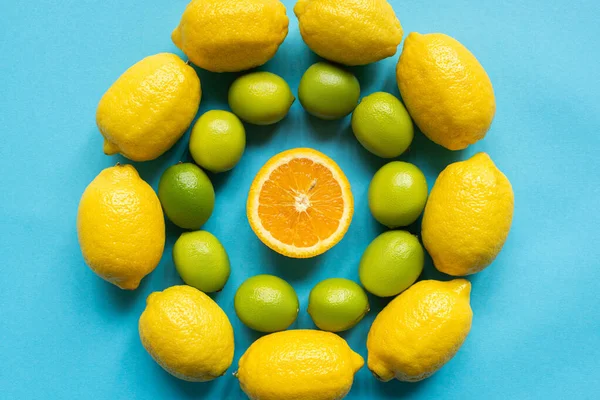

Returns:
247,148,354,258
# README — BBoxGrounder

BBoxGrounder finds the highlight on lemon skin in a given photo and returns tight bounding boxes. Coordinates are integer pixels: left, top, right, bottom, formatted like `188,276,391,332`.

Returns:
246,148,354,258
396,32,495,150
367,279,473,382
96,53,201,161
235,330,364,400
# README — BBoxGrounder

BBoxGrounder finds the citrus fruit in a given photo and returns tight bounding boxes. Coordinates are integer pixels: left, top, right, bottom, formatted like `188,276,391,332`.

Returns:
367,280,472,382
189,110,246,173
234,274,299,333
96,53,200,161
236,330,364,400
228,71,295,125
397,33,496,150
298,62,360,120
422,153,514,276
77,164,165,290
247,148,354,258
172,231,230,293
158,163,215,230
351,92,413,158
172,0,289,72
308,278,369,332
368,161,428,228
359,231,424,297
139,285,234,381
294,0,403,66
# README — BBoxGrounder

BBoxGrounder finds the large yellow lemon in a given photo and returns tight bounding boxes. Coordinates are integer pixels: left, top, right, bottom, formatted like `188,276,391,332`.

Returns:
294,0,403,66
367,279,473,382
422,153,514,276
172,0,289,72
96,53,200,161
236,329,363,399
77,164,165,289
397,33,495,150
139,286,234,381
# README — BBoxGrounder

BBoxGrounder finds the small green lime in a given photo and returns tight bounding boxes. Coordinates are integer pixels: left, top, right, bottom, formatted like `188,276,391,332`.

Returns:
234,274,299,333
158,163,215,230
368,161,428,228
351,92,414,158
228,72,295,125
189,110,246,173
308,278,369,332
359,231,424,297
298,62,360,120
172,231,230,293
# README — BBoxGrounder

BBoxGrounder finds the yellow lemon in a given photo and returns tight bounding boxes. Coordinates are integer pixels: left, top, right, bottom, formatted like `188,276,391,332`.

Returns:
139,286,234,381
77,164,165,290
96,53,201,161
236,330,363,400
422,153,514,276
396,33,495,150
294,0,403,66
172,0,289,72
367,279,473,382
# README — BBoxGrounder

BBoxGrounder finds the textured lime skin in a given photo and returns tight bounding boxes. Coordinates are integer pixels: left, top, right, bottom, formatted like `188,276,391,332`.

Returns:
298,62,360,120
359,231,424,297
351,92,414,158
368,161,428,228
228,72,295,125
190,110,246,173
234,275,299,332
173,231,230,292
308,278,369,332
158,163,215,230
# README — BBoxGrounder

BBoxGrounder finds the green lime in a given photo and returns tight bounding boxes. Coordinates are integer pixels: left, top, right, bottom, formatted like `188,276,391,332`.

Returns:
308,278,369,332
172,231,230,293
359,231,424,297
368,161,428,228
298,62,360,120
189,110,246,173
228,72,295,125
351,92,414,158
234,274,299,333
158,163,215,230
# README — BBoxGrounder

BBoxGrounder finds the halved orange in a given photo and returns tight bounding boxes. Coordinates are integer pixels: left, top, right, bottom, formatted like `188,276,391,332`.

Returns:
247,148,354,258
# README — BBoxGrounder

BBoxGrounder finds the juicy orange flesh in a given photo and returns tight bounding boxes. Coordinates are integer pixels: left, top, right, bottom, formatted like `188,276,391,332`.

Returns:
257,157,344,248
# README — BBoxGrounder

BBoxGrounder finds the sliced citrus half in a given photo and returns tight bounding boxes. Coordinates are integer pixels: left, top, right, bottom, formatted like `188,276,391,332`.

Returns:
247,148,354,258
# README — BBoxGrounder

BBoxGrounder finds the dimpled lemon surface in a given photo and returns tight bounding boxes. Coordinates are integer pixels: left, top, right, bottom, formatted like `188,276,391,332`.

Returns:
422,153,514,276
77,164,165,290
138,286,234,382
367,280,473,382
294,0,403,66
172,0,289,72
96,53,200,161
396,33,495,150
237,329,364,400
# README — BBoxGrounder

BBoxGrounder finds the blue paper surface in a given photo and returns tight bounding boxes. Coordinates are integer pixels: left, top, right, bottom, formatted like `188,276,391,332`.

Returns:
1,0,599,398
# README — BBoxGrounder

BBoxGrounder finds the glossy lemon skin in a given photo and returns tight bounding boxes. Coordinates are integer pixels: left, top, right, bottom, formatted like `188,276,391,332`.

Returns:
397,33,495,150
422,153,514,276
367,280,473,382
237,330,364,400
96,53,201,161
77,164,165,290
139,286,234,381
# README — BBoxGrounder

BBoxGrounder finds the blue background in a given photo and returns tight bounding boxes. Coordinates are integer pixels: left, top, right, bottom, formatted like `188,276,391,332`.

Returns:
1,0,599,398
